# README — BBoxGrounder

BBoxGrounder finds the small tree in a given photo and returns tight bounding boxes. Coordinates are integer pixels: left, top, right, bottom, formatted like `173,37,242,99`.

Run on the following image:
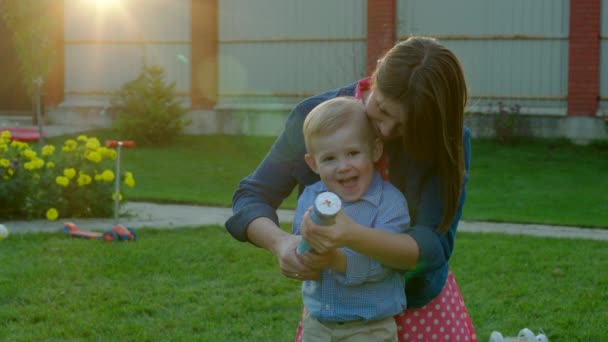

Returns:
110,65,189,146
1,0,58,145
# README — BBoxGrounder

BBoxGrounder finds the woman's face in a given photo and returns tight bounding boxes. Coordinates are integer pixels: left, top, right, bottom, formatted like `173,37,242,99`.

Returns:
365,90,404,141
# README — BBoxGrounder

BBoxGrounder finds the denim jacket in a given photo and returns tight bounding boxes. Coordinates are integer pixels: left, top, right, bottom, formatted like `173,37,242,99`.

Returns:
225,81,471,308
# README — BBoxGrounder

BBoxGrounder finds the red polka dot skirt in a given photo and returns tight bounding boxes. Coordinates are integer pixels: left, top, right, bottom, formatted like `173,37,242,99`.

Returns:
294,271,477,341
394,271,477,341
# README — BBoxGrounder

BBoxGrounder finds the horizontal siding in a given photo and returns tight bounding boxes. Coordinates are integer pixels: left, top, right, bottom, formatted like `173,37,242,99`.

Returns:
219,42,366,96
219,0,365,40
64,45,141,93
397,0,569,115
397,0,568,37
218,0,366,105
63,0,190,99
65,0,190,41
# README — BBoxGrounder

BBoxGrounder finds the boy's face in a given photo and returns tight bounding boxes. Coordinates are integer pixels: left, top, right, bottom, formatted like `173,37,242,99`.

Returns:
305,121,382,203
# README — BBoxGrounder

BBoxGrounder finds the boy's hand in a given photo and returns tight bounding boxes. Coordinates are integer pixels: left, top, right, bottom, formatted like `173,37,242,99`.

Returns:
298,249,347,273
301,209,353,253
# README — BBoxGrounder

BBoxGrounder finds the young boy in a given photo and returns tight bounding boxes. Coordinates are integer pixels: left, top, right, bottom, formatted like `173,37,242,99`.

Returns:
293,97,410,341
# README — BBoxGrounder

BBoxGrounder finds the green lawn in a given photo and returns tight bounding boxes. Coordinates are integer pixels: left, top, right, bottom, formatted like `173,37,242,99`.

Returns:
465,139,608,228
0,227,606,341
19,131,606,342
94,134,608,228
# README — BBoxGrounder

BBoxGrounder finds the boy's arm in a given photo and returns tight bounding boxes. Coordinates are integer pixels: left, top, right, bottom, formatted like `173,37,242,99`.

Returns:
332,198,410,286
327,249,347,272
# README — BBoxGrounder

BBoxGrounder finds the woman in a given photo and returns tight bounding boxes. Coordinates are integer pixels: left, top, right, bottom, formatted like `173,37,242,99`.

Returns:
225,36,476,341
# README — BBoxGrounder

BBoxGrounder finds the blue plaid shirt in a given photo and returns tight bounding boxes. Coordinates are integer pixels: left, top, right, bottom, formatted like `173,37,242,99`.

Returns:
293,172,410,322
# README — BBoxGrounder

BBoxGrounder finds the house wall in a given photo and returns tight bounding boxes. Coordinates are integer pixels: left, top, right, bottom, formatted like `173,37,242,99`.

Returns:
396,0,569,116
44,0,606,140
62,0,191,106
215,0,366,135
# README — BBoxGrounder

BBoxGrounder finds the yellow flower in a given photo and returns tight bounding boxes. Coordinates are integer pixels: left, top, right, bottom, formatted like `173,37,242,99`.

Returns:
124,172,135,188
85,151,102,163
46,161,55,168
8,168,14,176
77,173,92,186
0,158,9,168
101,170,114,182
62,139,77,152
112,192,123,202
86,138,100,150
11,140,28,150
24,149,37,159
77,135,88,142
24,158,45,170
41,145,55,156
98,147,116,160
56,176,69,187
0,130,10,140
46,208,59,221
63,168,77,179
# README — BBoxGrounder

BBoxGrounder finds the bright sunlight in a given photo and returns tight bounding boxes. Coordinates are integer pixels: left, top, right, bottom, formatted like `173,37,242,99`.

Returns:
87,0,121,9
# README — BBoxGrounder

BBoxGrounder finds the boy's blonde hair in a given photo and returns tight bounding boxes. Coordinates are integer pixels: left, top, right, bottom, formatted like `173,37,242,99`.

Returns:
303,97,376,154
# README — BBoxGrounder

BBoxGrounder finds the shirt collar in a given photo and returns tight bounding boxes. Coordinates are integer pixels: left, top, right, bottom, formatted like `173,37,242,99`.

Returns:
354,77,372,101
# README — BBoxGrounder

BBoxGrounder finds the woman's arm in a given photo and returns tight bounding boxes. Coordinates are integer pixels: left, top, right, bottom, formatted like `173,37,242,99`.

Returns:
225,97,320,239
224,83,359,279
246,217,320,280
224,104,318,280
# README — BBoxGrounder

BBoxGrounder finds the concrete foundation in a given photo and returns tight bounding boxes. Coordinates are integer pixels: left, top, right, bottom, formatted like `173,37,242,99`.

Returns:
465,113,607,144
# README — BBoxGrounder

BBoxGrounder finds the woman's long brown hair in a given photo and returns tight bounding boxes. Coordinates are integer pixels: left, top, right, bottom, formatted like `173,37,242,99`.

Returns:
373,36,467,233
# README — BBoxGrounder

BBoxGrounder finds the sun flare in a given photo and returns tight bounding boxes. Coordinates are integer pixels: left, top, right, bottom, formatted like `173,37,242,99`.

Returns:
88,0,120,9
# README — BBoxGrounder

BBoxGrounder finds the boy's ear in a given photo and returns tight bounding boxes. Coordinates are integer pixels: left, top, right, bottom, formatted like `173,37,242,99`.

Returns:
372,138,383,163
304,153,319,174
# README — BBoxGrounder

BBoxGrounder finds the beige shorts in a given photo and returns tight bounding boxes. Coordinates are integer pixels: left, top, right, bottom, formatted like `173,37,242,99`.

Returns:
302,312,397,342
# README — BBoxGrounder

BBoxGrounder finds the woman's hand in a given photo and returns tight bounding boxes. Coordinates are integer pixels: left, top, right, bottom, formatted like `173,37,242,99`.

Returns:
300,209,354,254
275,234,321,281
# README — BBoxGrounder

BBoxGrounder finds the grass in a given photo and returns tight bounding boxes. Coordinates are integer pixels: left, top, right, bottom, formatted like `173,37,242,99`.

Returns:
12,131,603,341
465,138,608,228
0,227,606,341
49,132,607,228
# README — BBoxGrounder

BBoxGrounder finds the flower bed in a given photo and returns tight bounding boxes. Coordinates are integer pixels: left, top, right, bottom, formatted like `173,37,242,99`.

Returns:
0,131,134,220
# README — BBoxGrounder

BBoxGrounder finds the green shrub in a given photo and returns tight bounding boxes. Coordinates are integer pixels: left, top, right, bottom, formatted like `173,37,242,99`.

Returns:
492,101,521,144
0,131,135,220
110,65,189,146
